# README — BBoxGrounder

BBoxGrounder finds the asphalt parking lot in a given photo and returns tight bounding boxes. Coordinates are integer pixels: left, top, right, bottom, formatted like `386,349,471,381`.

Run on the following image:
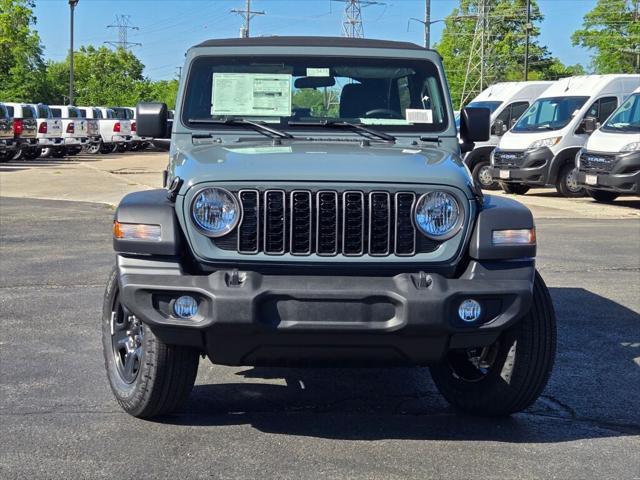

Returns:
1,152,639,479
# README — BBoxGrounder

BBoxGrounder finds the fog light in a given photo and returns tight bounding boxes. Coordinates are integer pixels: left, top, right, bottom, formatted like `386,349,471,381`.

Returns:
458,299,482,322
173,295,198,319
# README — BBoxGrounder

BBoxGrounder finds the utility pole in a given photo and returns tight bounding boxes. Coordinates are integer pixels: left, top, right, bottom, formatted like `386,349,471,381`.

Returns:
105,15,142,50
68,0,79,106
460,0,492,108
408,0,443,48
524,0,531,81
331,0,384,38
231,0,265,38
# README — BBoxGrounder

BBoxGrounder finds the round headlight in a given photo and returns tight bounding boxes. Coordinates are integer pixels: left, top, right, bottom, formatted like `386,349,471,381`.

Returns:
191,187,241,237
414,191,462,240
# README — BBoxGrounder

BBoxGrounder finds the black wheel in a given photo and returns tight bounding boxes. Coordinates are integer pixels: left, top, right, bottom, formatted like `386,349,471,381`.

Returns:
23,148,42,160
116,144,127,153
11,149,23,161
102,267,199,418
0,151,12,162
40,147,52,158
430,271,556,416
586,189,619,203
472,160,499,190
500,182,530,195
556,164,585,197
100,143,113,154
51,147,66,158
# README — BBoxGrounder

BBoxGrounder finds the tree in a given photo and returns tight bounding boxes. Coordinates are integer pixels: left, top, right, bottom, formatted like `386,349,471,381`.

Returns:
435,0,580,107
0,0,47,101
146,79,180,109
572,0,640,73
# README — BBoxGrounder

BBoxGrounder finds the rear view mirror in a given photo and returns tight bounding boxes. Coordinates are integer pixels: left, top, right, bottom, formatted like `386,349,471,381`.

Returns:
294,76,336,89
460,107,491,143
492,118,507,137
579,116,598,135
137,102,168,138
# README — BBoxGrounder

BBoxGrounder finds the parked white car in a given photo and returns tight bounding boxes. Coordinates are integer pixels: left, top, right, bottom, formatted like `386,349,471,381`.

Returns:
3,103,43,160
491,74,640,197
111,107,146,151
462,81,554,189
49,105,89,156
576,86,640,202
26,104,64,158
97,107,132,152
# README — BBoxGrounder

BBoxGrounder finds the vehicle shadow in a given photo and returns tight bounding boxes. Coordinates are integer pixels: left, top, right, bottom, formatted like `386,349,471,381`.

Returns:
157,287,640,443
512,189,640,209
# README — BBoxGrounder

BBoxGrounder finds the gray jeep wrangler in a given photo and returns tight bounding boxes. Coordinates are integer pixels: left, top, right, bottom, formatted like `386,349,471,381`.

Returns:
103,37,556,418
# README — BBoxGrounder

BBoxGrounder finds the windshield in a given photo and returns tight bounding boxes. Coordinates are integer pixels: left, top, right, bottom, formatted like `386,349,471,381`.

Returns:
182,55,449,134
601,93,640,133
37,105,51,119
513,96,588,132
467,100,502,114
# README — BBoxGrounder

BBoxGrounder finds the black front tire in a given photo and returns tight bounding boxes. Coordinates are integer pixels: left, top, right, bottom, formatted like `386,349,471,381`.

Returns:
430,271,556,416
102,267,199,418
500,182,530,195
472,160,500,190
556,164,585,197
586,189,619,203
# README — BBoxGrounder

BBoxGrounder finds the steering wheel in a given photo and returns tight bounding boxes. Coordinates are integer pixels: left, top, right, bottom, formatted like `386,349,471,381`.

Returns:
363,109,404,119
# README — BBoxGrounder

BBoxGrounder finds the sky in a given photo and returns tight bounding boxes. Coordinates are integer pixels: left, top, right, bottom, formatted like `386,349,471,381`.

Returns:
32,0,597,81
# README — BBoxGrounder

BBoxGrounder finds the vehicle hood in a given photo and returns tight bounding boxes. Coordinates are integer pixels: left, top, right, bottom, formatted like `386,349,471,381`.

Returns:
172,140,474,198
498,130,571,150
586,128,639,153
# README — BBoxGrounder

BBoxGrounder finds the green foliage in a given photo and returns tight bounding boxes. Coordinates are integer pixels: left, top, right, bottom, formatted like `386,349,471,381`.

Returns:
572,0,640,73
145,79,180,109
435,0,585,107
292,88,339,117
0,0,47,102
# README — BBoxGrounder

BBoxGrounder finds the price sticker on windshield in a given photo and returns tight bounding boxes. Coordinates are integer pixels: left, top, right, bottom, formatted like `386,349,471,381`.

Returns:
211,73,292,117
406,109,433,124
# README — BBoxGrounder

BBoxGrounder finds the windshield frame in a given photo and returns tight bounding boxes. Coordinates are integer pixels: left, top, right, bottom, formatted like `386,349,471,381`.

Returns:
180,54,451,136
600,93,640,133
512,95,589,133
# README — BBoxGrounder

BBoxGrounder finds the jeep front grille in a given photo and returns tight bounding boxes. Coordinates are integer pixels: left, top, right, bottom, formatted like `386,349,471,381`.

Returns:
214,189,441,257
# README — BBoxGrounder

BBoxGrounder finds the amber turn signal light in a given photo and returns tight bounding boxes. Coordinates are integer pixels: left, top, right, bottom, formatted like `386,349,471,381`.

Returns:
113,221,161,241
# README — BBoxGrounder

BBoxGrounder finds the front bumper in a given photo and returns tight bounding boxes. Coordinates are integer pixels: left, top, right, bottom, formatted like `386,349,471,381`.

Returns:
577,151,640,194
118,256,535,367
111,135,132,143
490,147,554,186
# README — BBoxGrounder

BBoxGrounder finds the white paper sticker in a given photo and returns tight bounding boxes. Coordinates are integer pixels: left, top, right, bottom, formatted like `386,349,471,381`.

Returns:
406,109,433,124
212,73,292,117
306,68,330,77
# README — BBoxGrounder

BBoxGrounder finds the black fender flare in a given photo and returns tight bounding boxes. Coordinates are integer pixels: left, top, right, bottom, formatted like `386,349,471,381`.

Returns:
463,145,496,169
549,147,581,183
113,189,183,256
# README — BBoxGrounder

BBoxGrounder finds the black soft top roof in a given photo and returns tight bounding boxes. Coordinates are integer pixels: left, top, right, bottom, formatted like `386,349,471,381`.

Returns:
194,36,428,51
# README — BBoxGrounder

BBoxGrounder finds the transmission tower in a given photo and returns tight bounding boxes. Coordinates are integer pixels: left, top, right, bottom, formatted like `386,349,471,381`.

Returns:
105,15,142,50
459,0,492,108
331,0,384,38
231,0,265,38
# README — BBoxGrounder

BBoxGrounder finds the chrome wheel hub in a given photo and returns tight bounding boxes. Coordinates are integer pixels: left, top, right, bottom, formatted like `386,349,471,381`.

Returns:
111,307,144,384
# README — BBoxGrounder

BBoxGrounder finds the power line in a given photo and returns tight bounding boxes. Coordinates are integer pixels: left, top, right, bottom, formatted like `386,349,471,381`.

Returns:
105,15,142,50
231,0,265,38
460,0,492,108
331,0,385,38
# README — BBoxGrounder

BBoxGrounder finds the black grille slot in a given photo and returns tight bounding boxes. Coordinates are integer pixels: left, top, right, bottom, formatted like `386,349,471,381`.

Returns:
368,192,390,256
316,191,338,255
238,190,259,253
290,191,312,255
342,191,364,256
263,190,285,254
394,192,416,255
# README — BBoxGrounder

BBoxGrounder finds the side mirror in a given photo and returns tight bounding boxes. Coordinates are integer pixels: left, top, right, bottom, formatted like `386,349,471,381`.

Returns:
460,107,491,144
137,102,168,138
579,116,598,135
492,118,506,137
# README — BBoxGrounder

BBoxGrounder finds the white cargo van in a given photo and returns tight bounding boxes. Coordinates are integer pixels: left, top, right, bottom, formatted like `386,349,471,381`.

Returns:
576,86,640,202
490,74,640,197
463,81,553,189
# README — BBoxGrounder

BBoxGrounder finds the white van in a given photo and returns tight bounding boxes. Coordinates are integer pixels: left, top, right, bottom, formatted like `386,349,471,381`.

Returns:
576,86,640,202
463,81,553,190
490,74,640,197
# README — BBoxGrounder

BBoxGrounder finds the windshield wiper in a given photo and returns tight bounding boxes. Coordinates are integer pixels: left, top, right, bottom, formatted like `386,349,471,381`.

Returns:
189,117,294,139
288,120,396,143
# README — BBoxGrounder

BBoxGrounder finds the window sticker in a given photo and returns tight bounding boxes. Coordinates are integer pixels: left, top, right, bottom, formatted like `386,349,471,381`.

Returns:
306,68,331,77
406,109,433,124
212,73,292,117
